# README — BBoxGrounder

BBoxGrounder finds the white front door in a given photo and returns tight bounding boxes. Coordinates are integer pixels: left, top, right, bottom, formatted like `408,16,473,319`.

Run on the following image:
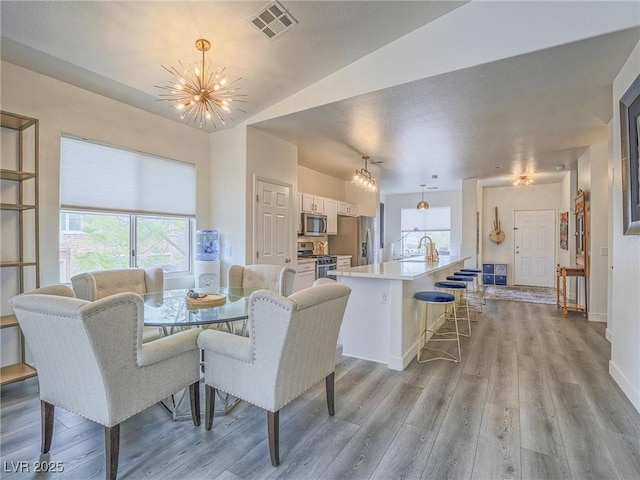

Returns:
514,210,556,287
255,179,292,266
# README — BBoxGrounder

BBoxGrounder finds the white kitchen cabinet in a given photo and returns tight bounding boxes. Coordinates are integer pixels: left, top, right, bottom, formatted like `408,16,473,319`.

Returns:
300,193,324,214
338,201,358,216
336,256,352,269
324,198,338,235
293,259,316,292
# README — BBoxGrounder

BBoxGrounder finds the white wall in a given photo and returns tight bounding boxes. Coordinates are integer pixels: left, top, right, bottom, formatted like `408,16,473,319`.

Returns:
587,144,610,323
482,183,561,286
209,126,247,285
298,165,346,200
1,61,210,366
462,178,481,268
383,190,462,261
610,39,640,413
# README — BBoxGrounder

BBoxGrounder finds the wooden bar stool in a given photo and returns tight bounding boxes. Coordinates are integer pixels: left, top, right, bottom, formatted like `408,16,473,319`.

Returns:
434,281,471,337
414,291,460,363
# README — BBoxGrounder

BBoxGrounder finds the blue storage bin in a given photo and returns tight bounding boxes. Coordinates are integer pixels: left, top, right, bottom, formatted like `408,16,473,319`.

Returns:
483,274,495,285
495,275,507,285
483,264,494,274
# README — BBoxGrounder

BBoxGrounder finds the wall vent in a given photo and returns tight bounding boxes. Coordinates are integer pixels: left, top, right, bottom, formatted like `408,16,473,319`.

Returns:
249,1,297,40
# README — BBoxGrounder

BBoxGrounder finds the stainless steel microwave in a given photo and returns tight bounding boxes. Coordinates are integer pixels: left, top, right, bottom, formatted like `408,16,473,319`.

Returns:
300,213,327,236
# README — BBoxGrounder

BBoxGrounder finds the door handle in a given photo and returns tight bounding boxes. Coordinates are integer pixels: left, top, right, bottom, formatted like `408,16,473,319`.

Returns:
285,258,291,263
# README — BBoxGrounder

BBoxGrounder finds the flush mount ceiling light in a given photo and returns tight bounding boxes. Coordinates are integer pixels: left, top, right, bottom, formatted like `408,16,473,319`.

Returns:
513,175,534,187
417,184,429,210
352,155,377,192
156,38,246,128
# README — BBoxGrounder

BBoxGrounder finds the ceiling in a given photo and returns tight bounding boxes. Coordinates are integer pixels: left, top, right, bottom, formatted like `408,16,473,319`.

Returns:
2,1,639,194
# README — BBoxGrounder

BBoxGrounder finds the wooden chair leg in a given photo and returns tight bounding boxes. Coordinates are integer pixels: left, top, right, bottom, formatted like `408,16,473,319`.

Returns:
205,384,215,431
267,410,280,466
189,381,201,427
325,372,335,416
105,424,120,480
40,400,54,454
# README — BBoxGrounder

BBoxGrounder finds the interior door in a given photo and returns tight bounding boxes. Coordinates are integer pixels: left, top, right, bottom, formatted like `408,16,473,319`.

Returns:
514,210,556,287
255,179,292,266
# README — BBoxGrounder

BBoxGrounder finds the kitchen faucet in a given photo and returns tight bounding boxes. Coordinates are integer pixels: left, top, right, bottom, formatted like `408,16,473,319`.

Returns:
417,235,439,264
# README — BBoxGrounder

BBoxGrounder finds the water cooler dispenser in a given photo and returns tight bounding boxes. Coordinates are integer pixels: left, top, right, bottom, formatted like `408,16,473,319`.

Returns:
195,229,220,289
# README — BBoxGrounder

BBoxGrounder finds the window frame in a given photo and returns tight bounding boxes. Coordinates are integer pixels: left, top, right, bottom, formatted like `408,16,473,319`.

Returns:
59,208,195,280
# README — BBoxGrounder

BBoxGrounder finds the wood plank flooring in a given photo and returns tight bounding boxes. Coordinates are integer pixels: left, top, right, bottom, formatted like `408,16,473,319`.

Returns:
2,300,639,479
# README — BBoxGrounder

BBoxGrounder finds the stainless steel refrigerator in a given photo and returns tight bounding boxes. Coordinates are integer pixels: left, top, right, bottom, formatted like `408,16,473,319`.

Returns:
328,216,376,266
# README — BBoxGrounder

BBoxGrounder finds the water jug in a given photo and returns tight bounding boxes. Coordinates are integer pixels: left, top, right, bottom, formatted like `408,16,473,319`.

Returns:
196,229,219,261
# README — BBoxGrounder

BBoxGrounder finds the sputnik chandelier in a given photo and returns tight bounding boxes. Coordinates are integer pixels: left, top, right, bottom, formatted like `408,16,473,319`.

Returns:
156,38,245,128
513,175,534,187
352,155,377,192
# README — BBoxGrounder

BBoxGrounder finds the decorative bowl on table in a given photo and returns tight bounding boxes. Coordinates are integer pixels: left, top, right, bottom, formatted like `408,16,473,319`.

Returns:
185,290,226,308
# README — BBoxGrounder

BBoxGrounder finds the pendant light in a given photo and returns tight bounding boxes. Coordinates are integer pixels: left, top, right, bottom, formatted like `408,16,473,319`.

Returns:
417,184,429,210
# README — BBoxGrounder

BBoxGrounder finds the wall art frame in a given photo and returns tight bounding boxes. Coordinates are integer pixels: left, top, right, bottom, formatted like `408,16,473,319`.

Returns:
620,74,640,235
560,211,569,250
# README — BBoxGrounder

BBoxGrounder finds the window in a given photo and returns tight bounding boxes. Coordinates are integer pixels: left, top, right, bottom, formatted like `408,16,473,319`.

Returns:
399,207,451,259
59,136,195,283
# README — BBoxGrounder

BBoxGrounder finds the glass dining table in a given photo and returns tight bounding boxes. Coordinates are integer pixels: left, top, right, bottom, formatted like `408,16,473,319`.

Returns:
142,287,256,418
143,287,257,336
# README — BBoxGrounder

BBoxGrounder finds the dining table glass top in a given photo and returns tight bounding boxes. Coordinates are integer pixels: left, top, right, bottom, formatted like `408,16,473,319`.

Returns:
142,287,256,328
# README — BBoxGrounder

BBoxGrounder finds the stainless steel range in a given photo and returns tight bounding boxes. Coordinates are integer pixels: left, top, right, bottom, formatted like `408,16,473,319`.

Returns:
297,242,337,279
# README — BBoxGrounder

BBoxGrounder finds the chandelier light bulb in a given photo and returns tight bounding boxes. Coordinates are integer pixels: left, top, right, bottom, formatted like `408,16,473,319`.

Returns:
156,38,246,128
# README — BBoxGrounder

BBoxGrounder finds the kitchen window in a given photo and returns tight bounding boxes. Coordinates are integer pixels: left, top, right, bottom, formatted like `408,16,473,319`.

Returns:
59,136,195,282
399,207,451,258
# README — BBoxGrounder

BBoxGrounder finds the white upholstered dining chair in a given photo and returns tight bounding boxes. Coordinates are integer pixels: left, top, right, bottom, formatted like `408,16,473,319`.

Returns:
9,285,202,480
197,282,351,466
71,267,164,341
227,264,296,296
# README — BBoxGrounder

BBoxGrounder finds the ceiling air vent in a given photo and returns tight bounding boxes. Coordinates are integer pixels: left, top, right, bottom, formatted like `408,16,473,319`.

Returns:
249,1,297,40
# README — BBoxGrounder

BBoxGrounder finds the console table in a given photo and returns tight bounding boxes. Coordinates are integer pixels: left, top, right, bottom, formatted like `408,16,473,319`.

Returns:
556,264,587,317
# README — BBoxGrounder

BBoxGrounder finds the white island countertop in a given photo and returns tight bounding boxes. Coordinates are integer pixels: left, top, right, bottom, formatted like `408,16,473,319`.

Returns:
329,255,470,281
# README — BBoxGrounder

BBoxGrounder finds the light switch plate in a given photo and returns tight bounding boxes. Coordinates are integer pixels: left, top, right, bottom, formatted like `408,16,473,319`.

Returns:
600,247,608,256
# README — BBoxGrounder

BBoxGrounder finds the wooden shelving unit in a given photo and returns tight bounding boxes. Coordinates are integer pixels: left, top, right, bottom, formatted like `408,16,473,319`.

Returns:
1,111,39,385
556,190,589,318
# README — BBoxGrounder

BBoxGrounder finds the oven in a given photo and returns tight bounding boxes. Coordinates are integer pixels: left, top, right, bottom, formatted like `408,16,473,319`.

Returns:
316,256,337,279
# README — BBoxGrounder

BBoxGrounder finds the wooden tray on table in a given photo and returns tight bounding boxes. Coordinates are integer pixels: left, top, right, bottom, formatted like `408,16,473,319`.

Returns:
185,293,226,308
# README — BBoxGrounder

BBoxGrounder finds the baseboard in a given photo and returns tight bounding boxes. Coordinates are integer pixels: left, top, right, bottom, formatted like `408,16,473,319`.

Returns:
588,312,607,323
605,328,612,343
609,360,640,414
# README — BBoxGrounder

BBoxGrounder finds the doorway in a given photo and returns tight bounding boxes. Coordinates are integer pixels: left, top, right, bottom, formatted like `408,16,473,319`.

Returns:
514,210,556,287
254,178,293,266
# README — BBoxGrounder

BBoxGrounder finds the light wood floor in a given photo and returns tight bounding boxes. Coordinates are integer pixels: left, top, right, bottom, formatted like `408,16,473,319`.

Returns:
2,299,639,479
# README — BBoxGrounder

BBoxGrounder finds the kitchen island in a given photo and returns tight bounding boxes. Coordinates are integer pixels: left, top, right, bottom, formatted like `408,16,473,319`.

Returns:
329,255,470,371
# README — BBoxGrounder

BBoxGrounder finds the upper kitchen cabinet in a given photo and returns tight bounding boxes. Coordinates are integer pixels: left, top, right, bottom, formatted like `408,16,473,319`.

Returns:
324,198,337,235
338,201,358,216
300,193,324,214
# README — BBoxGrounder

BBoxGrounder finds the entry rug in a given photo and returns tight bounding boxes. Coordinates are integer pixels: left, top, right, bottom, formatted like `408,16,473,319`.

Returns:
484,285,556,305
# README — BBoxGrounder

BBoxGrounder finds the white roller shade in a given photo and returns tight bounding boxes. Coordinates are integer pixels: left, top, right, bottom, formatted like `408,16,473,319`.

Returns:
60,136,195,216
401,207,451,231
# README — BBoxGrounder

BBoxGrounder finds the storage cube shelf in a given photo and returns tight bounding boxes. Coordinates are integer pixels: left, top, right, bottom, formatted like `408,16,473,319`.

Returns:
482,263,507,285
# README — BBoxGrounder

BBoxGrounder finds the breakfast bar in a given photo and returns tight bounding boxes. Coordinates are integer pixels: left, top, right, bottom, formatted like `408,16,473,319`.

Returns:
329,256,470,371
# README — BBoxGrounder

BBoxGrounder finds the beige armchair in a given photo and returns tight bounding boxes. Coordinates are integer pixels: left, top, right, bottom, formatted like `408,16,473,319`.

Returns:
228,264,296,296
197,282,351,466
71,267,164,342
9,285,202,480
